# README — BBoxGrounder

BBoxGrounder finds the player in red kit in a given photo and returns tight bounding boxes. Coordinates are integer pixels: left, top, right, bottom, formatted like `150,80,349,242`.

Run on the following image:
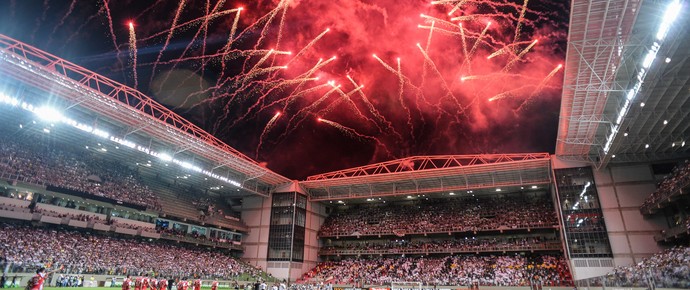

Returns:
211,280,218,290
177,278,189,290
158,278,167,290
122,275,132,290
142,274,150,290
134,275,143,290
193,279,201,290
149,276,158,290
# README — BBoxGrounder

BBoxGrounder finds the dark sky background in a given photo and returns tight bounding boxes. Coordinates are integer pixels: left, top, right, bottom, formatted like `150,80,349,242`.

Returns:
0,0,568,180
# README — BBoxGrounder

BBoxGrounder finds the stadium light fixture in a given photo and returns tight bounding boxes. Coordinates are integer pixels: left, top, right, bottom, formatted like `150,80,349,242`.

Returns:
448,192,455,195
663,120,668,125
35,106,64,123
603,0,682,155
531,185,538,189
665,57,671,63
495,188,502,192
657,0,682,40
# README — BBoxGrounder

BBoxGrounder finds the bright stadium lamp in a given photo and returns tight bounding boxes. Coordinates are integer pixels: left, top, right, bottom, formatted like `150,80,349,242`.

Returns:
34,106,64,122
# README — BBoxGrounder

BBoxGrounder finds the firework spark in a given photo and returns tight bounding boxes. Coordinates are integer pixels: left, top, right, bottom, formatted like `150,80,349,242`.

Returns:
128,22,138,89
256,112,282,158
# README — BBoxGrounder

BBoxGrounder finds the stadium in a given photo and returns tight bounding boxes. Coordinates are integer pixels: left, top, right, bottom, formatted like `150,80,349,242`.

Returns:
0,0,688,290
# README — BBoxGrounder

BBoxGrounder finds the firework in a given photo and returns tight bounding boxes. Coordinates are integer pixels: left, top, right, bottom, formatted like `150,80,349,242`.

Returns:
101,0,121,63
514,0,530,43
150,0,187,81
256,112,282,158
447,0,470,16
128,22,138,89
501,39,538,72
318,118,394,158
284,28,330,68
517,64,563,111
465,21,491,69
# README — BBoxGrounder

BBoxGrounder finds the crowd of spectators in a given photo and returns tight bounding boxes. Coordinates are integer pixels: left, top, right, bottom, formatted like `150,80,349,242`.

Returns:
642,160,690,211
0,223,263,279
301,254,572,286
595,246,690,288
319,195,557,237
320,236,561,255
0,138,160,209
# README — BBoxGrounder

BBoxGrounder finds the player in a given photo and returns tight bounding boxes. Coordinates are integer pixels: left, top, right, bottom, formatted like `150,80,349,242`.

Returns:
149,276,158,290
134,275,143,290
142,274,150,290
158,277,168,290
27,267,61,290
211,280,219,290
122,275,132,290
177,278,189,290
193,278,201,290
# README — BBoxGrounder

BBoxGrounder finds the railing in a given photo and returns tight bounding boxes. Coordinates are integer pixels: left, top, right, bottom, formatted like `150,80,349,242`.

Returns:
0,262,263,281
640,177,690,215
319,223,559,238
319,242,563,255
160,232,243,251
574,268,690,289
655,221,690,242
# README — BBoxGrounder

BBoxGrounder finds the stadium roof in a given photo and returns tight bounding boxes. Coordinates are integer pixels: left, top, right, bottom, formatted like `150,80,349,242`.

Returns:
0,34,292,197
556,0,690,168
300,153,553,201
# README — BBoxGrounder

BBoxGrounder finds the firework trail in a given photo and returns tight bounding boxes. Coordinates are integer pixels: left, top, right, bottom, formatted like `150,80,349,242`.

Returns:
415,43,463,114
318,118,394,158
345,75,404,142
284,28,330,68
486,40,534,59
134,8,239,43
128,22,138,89
318,86,365,117
256,112,282,158
419,21,435,89
275,84,342,141
224,7,243,49
459,23,470,73
31,0,50,42
464,21,491,71
447,0,470,16
254,1,285,50
280,57,336,109
51,0,77,38
501,39,538,72
516,64,563,111
230,75,321,127
63,5,105,49
488,85,533,102
420,14,458,29
102,0,122,65
514,0,530,44
397,58,415,140
275,1,290,51
150,0,187,82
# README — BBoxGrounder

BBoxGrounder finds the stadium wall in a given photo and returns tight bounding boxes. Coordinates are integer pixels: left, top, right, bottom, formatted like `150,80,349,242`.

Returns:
240,195,271,270
240,182,326,281
551,157,666,280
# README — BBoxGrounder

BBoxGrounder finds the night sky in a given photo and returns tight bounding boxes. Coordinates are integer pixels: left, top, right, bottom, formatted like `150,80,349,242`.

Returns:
0,0,568,180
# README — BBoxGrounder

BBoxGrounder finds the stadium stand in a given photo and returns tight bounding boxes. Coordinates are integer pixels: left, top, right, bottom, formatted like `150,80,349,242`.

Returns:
641,160,690,214
319,194,558,237
576,246,690,288
0,222,266,280
0,136,161,209
300,254,573,286
319,236,563,256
